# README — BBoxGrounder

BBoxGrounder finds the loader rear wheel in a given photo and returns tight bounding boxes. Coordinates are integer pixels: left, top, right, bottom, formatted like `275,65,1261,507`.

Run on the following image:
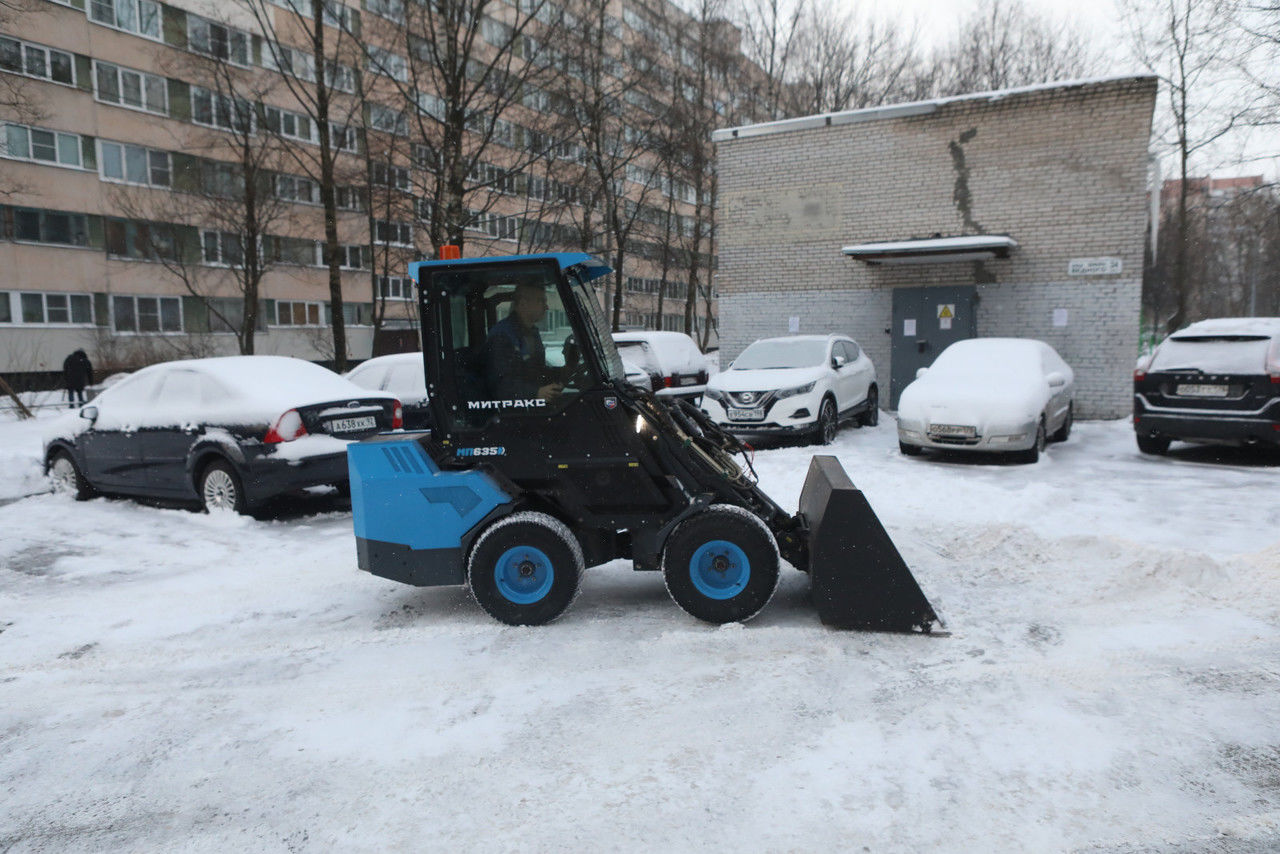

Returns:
662,505,779,625
467,512,584,626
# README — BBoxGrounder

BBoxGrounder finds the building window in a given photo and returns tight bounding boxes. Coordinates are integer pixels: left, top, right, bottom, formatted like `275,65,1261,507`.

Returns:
375,220,412,247
89,0,161,38
369,104,409,136
329,123,358,152
105,219,178,260
112,294,182,333
335,185,364,211
378,275,413,300
0,36,75,86
99,141,170,187
275,173,319,204
2,124,82,168
0,291,10,323
188,17,250,66
94,61,167,115
192,87,253,132
365,0,404,22
201,231,244,266
366,46,408,82
266,0,353,29
11,291,92,324
371,162,411,191
275,300,322,326
265,236,319,267
336,244,365,269
264,106,316,143
13,208,89,246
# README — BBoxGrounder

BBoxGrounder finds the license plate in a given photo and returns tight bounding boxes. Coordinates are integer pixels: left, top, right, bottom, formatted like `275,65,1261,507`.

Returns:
327,415,377,434
1176,383,1228,398
727,407,765,422
679,376,698,386
929,423,976,437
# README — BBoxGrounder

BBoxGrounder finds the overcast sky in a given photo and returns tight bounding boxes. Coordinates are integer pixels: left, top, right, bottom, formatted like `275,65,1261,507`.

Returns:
889,0,1126,49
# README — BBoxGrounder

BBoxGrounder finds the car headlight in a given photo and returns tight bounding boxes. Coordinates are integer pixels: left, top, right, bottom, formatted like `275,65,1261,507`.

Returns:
775,382,816,400
704,387,727,403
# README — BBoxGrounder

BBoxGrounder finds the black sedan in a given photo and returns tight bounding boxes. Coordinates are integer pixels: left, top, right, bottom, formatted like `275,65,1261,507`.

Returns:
45,356,401,514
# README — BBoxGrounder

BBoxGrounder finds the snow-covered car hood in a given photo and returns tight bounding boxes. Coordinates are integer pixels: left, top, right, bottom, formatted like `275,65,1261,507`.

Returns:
708,366,826,393
898,378,1046,428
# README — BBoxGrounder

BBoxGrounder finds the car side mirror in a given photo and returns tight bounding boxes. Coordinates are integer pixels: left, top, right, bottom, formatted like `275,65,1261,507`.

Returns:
832,355,847,369
915,367,929,379
80,406,98,422
1046,372,1066,388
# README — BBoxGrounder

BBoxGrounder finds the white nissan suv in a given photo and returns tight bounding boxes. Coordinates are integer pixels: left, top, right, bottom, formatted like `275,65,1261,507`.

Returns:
701,335,878,445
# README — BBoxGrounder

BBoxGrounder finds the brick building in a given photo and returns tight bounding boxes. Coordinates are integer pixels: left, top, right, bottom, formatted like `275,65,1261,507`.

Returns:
712,75,1158,418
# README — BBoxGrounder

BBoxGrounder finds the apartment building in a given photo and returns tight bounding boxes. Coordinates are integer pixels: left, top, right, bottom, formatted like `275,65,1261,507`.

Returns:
0,0,733,381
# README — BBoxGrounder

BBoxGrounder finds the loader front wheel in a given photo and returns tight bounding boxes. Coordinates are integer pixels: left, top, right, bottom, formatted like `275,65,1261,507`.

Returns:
662,506,779,625
467,512,584,626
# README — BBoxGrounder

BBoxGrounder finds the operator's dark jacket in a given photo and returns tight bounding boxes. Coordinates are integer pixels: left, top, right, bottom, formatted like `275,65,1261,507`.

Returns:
62,350,93,392
484,315,548,400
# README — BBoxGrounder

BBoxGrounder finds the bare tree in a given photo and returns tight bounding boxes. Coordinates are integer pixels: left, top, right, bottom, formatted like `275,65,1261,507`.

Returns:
933,0,1102,96
788,7,920,115
0,0,49,199
1122,0,1246,332
734,0,804,119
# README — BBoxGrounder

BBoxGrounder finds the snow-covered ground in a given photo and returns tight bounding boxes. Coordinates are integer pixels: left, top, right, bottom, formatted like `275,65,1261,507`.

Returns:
1,411,1278,853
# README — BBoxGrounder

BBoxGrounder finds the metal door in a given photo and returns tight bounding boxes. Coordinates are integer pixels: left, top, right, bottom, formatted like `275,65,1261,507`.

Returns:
889,285,976,409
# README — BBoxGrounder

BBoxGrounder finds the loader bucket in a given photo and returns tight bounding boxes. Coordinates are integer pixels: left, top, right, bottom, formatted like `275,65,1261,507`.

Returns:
798,455,941,632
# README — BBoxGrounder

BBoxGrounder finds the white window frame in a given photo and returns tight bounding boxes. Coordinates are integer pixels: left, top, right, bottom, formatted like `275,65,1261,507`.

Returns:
369,104,409,136
187,16,251,67
97,139,170,187
366,46,408,82
264,105,318,143
0,36,76,87
337,244,365,269
7,291,94,326
111,294,183,334
88,0,161,40
94,60,168,116
201,230,246,266
274,173,319,204
274,300,324,327
192,86,254,133
378,275,414,300
1,123,84,169
374,219,413,247
329,122,358,153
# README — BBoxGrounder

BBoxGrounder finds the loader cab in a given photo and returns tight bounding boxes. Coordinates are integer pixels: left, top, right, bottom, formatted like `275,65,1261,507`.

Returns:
412,254,638,459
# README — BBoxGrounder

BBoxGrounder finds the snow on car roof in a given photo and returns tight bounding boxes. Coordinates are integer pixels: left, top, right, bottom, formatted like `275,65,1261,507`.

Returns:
350,352,424,370
1171,317,1280,338
612,331,702,347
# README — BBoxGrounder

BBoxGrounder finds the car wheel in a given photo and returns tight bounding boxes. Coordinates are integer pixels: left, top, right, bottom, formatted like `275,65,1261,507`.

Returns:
1136,434,1171,455
859,385,879,427
1052,403,1073,442
815,397,838,445
1016,418,1046,464
661,505,779,625
467,511,584,626
48,450,95,500
898,441,922,457
200,460,247,514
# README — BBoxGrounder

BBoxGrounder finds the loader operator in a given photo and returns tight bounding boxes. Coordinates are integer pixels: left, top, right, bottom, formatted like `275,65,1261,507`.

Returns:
484,282,573,402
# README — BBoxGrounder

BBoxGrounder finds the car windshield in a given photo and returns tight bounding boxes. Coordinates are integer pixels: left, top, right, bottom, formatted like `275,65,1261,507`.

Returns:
567,268,626,384
928,342,1041,383
1149,336,1271,374
733,339,828,369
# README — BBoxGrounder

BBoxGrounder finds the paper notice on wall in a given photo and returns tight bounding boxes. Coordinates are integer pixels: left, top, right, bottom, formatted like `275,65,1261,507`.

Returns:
788,316,800,332
940,317,952,330
1053,308,1068,327
904,319,916,336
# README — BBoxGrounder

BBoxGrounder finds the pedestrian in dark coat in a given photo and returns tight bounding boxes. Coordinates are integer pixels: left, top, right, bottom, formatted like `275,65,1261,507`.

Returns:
63,349,93,408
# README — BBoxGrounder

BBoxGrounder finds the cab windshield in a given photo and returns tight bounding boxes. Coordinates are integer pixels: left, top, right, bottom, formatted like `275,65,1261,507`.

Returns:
567,268,626,384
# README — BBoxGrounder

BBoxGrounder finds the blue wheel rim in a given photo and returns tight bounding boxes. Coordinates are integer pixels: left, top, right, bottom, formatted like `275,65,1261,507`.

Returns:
494,545,554,605
689,539,750,600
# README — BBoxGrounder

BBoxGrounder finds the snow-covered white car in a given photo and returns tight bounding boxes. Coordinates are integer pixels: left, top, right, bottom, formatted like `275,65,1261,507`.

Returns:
346,352,431,430
44,356,401,514
701,334,879,445
612,331,708,399
896,338,1075,463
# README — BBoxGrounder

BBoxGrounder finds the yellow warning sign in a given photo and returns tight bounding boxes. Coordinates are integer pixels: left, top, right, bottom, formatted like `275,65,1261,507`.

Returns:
938,304,954,319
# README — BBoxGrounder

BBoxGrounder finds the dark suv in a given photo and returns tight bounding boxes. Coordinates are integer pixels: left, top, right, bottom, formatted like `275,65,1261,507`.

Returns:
1133,318,1280,454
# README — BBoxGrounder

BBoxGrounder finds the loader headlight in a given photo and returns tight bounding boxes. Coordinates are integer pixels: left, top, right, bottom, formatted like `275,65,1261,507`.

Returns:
776,382,815,400
635,414,649,434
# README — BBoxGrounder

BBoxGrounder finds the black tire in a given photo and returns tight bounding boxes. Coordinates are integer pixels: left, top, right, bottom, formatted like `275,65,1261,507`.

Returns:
1136,434,1171,456
467,511,584,626
199,459,247,514
859,385,879,427
661,505,779,625
1052,403,1073,442
899,441,922,456
1016,418,1046,464
48,450,95,500
815,397,838,445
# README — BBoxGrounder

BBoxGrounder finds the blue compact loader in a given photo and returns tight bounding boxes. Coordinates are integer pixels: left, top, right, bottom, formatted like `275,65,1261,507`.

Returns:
348,251,939,630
